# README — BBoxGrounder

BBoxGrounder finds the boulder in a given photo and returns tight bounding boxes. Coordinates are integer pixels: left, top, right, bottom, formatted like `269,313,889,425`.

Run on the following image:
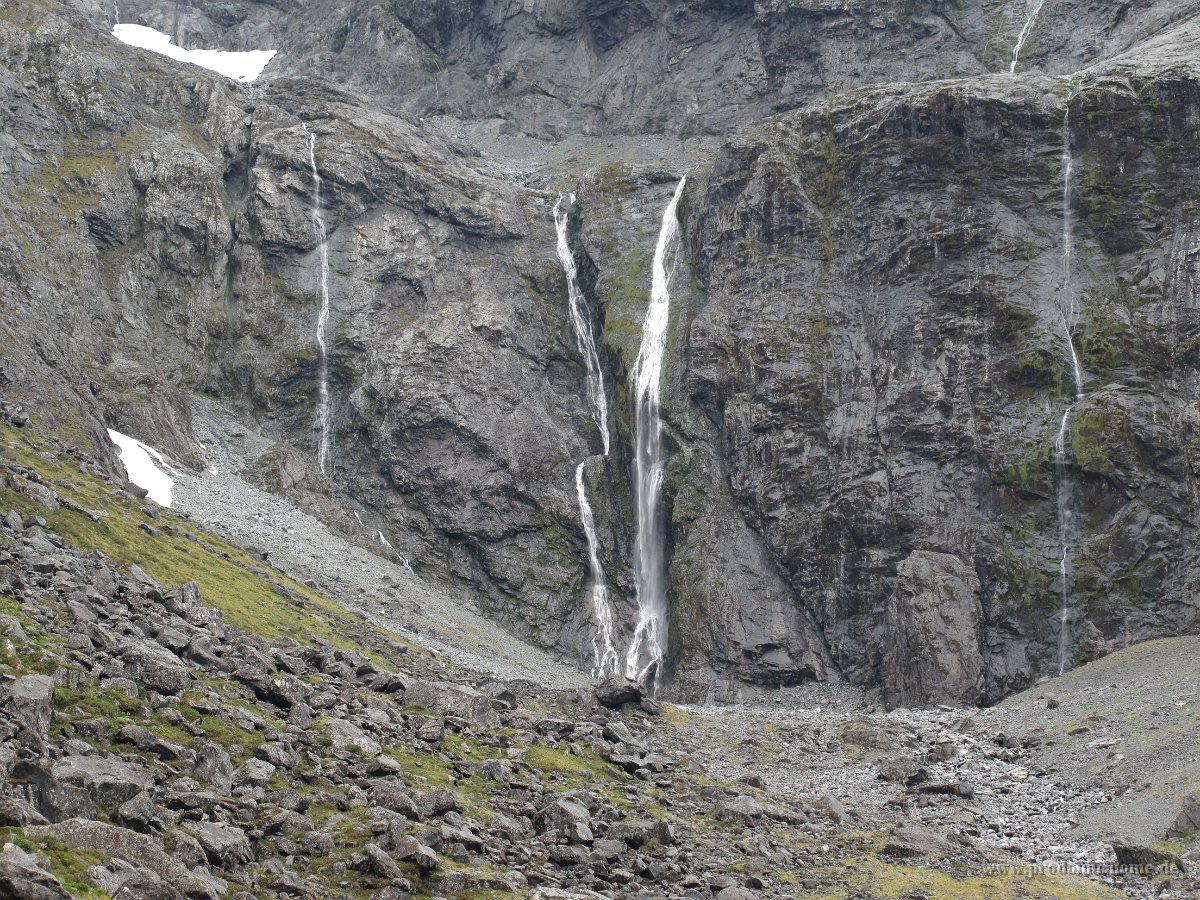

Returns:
23,820,208,895
51,756,154,807
120,641,191,696
1111,840,1184,872
192,744,233,795
5,675,55,741
184,822,253,868
593,676,645,709
393,835,440,871
0,797,50,827
404,680,499,726
0,843,71,899
881,551,984,709
1167,793,1200,838
714,795,761,826
326,720,381,756
881,827,952,858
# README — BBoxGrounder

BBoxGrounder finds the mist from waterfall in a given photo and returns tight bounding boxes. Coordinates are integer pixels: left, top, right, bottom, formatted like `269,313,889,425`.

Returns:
625,174,687,693
553,194,620,678
305,126,333,476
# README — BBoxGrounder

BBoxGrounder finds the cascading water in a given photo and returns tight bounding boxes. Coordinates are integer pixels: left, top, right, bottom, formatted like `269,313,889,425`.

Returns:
304,125,333,476
1054,98,1083,677
554,194,610,455
625,174,687,692
376,530,414,574
1010,0,1046,74
553,194,620,678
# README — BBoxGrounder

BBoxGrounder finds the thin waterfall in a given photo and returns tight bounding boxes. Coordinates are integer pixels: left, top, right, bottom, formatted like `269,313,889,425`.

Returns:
1055,97,1082,677
555,194,610,455
377,530,415,574
554,193,620,678
305,125,333,476
1010,0,1047,74
625,174,688,692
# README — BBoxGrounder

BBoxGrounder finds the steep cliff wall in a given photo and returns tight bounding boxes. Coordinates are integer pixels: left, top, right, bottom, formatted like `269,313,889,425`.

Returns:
4,0,1200,704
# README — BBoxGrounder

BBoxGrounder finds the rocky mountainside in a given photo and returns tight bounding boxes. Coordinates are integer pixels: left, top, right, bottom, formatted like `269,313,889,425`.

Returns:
3,0,1200,710
4,416,1199,898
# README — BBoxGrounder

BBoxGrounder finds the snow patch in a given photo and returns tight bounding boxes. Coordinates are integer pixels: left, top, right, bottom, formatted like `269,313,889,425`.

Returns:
112,24,276,82
107,428,175,507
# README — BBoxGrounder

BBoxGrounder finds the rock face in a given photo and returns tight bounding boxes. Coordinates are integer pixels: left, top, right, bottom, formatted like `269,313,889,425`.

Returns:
4,0,1200,705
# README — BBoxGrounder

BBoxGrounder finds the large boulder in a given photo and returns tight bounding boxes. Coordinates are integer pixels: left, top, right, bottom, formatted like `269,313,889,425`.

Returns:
23,821,210,896
404,680,499,726
0,844,71,900
184,822,253,868
4,675,55,742
593,676,645,709
881,551,984,708
120,641,192,696
51,756,154,808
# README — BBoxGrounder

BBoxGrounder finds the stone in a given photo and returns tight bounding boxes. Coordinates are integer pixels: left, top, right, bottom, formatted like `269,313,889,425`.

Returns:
0,843,71,899
236,758,276,787
393,835,440,871
1167,793,1200,838
184,822,254,868
193,744,234,795
881,551,984,708
593,676,645,709
0,797,50,827
326,719,382,756
23,820,206,895
404,680,499,726
5,674,55,740
714,795,761,826
881,827,953,858
360,843,403,880
120,642,191,696
1111,840,1184,872
51,756,154,807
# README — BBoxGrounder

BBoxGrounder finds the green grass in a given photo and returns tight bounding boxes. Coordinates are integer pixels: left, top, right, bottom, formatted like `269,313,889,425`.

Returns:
0,830,111,898
0,426,415,661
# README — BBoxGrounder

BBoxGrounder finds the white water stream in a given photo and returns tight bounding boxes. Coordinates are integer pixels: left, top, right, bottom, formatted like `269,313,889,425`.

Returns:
1055,99,1082,677
305,126,333,476
554,194,620,678
1010,0,1047,74
625,174,688,692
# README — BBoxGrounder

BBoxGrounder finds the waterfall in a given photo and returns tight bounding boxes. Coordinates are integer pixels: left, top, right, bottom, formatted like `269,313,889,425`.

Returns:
377,530,414,574
554,194,610,455
625,174,687,692
576,462,620,677
1010,0,1046,74
1055,99,1082,677
305,125,333,476
554,193,620,678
